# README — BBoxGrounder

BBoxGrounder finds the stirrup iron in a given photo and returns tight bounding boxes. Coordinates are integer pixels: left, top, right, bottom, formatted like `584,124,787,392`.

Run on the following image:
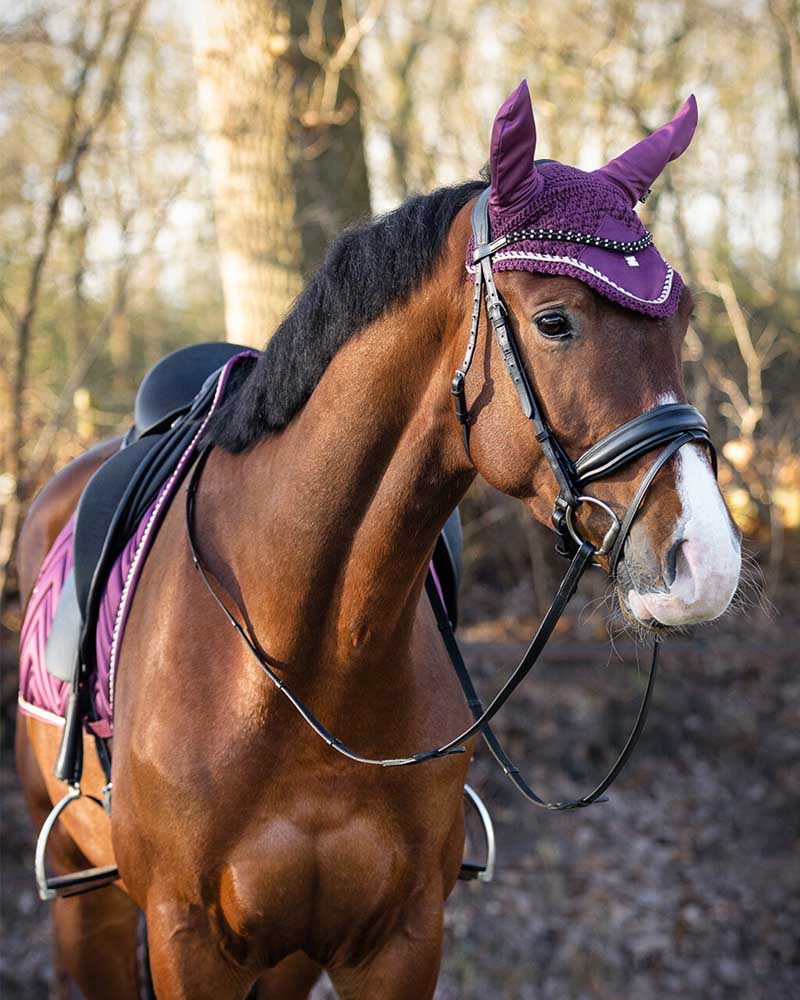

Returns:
458,784,496,883
35,785,119,901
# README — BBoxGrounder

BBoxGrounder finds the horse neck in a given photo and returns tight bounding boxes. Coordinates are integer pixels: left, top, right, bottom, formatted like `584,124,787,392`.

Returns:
203,267,473,665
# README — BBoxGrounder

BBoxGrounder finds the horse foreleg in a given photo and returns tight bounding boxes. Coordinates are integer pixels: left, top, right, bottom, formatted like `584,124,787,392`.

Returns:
326,897,445,1000
49,887,140,999
144,898,255,1000
146,902,323,1000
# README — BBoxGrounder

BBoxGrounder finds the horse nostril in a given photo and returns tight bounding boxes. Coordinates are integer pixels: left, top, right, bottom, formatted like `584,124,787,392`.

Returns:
664,538,684,588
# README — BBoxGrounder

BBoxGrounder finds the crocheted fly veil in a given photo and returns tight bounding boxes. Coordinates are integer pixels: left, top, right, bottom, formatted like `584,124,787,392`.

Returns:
470,80,698,318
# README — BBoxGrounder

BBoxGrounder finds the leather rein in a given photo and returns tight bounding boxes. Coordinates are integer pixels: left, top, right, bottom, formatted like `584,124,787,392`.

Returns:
185,187,717,810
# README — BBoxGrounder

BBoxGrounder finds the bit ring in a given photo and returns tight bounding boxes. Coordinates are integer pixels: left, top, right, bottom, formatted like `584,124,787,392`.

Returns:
565,496,621,557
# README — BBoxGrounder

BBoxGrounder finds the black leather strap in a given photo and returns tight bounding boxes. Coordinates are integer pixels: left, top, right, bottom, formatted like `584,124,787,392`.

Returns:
430,540,595,756
467,190,581,511
424,562,660,810
450,263,485,463
575,403,713,486
607,429,715,576
186,446,603,774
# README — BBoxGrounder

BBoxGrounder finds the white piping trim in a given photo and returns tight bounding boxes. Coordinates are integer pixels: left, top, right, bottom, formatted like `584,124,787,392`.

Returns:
468,251,674,305
18,695,66,728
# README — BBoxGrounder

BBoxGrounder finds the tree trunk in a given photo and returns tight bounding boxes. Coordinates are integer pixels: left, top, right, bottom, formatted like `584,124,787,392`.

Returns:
192,0,371,347
110,208,134,388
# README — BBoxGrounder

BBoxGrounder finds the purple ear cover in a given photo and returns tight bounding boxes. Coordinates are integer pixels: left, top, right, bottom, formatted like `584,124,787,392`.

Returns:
592,95,698,205
470,87,698,317
489,80,544,217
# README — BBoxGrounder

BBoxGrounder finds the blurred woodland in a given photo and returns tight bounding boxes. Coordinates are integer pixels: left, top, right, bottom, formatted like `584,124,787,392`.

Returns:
2,0,799,621
1,2,799,997
2,0,798,630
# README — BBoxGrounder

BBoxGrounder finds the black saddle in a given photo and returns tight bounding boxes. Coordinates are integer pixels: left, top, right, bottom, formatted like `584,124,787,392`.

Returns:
79,345,252,621
132,341,249,439
46,344,251,682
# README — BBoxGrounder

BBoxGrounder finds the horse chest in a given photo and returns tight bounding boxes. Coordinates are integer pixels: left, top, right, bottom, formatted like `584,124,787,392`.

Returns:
213,806,438,960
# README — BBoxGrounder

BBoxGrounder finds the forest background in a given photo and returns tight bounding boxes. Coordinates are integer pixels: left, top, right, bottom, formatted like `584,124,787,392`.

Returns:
1,1,798,997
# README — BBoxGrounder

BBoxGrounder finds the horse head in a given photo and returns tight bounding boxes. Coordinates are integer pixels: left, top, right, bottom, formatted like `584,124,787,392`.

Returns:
453,81,741,629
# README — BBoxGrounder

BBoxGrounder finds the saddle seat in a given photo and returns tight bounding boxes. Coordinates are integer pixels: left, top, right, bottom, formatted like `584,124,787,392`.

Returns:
132,341,248,439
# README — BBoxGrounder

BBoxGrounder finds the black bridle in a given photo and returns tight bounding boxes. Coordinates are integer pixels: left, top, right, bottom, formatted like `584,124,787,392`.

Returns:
185,186,718,810
452,188,716,573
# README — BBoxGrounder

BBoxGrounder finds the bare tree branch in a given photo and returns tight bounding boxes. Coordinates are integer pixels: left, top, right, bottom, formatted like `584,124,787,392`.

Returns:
24,173,192,486
9,0,146,483
300,0,383,126
1,0,147,605
768,0,800,190
705,270,765,439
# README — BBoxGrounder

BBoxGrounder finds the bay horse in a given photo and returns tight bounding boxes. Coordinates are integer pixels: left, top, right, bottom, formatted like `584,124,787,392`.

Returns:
16,82,740,998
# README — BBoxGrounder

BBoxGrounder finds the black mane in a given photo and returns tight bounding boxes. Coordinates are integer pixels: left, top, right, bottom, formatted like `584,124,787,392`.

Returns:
206,180,486,452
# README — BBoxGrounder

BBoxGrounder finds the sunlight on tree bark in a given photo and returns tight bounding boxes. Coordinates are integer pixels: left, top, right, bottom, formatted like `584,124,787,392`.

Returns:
192,0,371,346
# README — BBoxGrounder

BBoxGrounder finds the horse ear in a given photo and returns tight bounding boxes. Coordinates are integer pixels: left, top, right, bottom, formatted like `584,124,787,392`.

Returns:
489,80,542,217
593,95,698,205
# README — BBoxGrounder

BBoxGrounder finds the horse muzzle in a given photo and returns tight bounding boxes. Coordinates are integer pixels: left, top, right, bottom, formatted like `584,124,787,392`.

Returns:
617,451,742,628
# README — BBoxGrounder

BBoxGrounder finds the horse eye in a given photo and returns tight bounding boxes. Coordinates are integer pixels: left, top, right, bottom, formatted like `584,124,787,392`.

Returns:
535,311,572,339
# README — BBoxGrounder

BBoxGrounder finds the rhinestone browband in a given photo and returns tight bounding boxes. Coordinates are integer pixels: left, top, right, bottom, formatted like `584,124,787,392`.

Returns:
479,227,654,259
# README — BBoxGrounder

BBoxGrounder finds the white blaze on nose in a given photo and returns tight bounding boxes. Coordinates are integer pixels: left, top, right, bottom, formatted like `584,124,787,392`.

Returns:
627,431,741,627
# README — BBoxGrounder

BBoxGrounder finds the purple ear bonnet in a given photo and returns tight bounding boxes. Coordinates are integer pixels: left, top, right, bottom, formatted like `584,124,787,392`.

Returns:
470,81,698,317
